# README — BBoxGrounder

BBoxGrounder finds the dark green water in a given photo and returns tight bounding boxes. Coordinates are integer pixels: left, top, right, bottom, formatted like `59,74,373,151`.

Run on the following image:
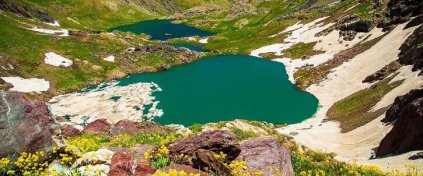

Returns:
116,55,318,126
171,43,206,52
110,19,213,40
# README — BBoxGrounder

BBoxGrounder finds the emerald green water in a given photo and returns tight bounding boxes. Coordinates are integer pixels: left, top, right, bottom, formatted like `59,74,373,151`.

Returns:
108,20,318,126
116,55,318,126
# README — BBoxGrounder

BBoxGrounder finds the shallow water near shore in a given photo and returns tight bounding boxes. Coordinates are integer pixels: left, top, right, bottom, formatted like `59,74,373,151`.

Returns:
115,55,319,126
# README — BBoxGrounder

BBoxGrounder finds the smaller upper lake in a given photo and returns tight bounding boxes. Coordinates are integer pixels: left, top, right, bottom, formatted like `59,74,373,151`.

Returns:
110,19,213,40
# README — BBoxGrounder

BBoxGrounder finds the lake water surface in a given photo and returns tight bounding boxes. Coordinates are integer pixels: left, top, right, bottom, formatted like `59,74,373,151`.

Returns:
108,20,319,126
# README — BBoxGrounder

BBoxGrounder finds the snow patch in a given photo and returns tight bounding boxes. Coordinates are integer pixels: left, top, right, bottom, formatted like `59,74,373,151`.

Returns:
44,52,73,67
1,77,50,93
45,21,60,27
103,55,115,62
199,37,209,44
29,27,69,37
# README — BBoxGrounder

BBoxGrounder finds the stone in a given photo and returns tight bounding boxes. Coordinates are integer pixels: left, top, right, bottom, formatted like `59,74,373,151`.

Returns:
398,25,423,75
167,130,241,161
160,163,207,176
110,119,140,135
83,119,112,134
108,151,133,176
409,152,423,160
191,149,232,175
236,136,294,176
377,89,423,157
74,149,114,167
0,91,54,157
134,160,156,176
62,124,82,138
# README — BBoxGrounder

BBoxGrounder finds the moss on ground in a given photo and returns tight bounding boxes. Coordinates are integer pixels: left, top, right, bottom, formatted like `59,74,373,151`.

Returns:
327,76,403,132
283,42,324,59
294,34,386,90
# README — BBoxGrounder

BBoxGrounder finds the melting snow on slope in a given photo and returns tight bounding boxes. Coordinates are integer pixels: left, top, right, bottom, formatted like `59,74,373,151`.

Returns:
1,77,50,93
44,52,73,67
29,27,69,36
103,55,115,62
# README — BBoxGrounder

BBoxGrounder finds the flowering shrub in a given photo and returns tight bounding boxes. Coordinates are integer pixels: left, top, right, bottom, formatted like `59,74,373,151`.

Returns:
227,160,265,176
145,145,171,169
152,169,201,176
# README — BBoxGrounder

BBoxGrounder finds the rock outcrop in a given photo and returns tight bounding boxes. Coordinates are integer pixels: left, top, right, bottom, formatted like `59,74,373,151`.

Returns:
236,136,294,176
0,91,54,157
167,130,241,161
62,124,82,138
386,0,423,25
108,150,155,176
398,25,423,75
110,119,140,135
337,15,374,41
167,130,241,174
83,119,112,134
377,88,423,157
0,0,55,23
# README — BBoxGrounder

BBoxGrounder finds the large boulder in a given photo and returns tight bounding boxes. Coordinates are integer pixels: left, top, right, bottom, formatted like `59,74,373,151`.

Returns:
135,160,156,176
386,0,423,25
235,136,294,176
62,124,82,138
377,89,423,157
110,119,140,135
191,149,232,175
108,150,155,176
0,91,54,156
397,25,423,75
83,119,112,134
108,151,133,176
159,163,208,176
167,130,241,161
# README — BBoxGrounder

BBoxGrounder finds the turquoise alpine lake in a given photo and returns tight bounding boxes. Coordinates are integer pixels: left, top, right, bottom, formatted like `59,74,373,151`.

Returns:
109,19,213,40
108,20,318,126
116,55,319,126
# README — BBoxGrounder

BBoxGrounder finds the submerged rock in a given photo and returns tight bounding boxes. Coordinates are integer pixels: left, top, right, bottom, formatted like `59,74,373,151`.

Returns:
0,91,54,156
377,89,423,157
236,136,294,176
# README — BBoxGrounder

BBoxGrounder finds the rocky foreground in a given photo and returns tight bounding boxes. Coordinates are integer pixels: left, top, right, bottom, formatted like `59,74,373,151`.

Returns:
0,90,408,176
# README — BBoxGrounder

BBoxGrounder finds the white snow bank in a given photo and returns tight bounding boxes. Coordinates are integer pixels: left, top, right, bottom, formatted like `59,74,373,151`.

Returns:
199,37,209,44
29,27,69,37
49,82,163,124
1,77,50,93
45,21,60,27
103,55,115,62
44,52,73,67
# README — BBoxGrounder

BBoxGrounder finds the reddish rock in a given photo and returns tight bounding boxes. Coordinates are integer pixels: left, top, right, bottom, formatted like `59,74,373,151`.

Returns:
108,144,155,160
0,91,54,157
167,130,241,161
83,119,111,134
111,119,140,135
108,151,133,176
137,121,171,134
236,136,294,176
160,163,208,176
62,125,81,138
135,160,156,176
